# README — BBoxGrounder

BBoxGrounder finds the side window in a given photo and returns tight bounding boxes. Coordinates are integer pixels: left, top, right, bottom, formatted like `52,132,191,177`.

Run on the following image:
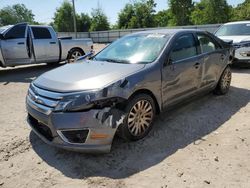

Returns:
5,25,26,39
170,34,197,62
197,34,219,53
31,27,52,39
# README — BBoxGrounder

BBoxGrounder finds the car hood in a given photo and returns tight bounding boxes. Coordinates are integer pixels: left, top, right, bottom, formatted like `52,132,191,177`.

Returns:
218,35,250,43
34,60,145,92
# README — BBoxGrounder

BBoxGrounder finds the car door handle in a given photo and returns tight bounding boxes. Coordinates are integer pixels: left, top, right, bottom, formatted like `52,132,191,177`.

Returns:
17,42,24,45
50,42,56,44
193,62,200,69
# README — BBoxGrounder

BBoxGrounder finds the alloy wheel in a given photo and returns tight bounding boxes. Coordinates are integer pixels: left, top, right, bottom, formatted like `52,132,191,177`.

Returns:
127,99,154,136
222,68,231,90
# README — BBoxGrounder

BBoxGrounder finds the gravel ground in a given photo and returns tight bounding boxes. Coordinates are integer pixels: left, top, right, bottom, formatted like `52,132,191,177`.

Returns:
0,45,250,188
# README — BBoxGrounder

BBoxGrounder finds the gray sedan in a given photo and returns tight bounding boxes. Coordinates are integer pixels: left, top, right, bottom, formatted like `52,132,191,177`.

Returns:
26,29,231,153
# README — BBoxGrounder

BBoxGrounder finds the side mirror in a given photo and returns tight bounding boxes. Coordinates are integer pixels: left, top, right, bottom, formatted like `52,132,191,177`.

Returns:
0,33,5,40
168,58,173,65
163,57,173,67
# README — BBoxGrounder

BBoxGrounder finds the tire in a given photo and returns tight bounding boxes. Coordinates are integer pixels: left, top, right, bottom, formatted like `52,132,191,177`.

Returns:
118,94,156,141
68,48,84,63
214,66,232,95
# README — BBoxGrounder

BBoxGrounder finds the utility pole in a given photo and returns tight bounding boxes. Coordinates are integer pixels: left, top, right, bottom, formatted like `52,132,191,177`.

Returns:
72,0,77,38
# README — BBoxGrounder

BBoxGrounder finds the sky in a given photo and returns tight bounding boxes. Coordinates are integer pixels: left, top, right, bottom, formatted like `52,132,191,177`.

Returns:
0,0,246,25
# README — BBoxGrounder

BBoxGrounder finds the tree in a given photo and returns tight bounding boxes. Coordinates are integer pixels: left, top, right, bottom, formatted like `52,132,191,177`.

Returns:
0,4,35,26
53,1,91,32
117,0,156,29
118,4,135,29
191,0,231,25
77,13,91,32
53,1,74,32
168,0,193,26
90,5,110,31
154,10,171,27
231,0,250,21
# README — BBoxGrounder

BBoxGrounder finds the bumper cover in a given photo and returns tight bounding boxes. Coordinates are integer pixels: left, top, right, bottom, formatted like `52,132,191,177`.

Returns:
26,98,120,153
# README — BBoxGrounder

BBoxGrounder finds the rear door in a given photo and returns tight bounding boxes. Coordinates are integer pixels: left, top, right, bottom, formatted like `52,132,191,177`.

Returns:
1,23,31,65
31,26,59,63
162,33,203,107
196,32,226,89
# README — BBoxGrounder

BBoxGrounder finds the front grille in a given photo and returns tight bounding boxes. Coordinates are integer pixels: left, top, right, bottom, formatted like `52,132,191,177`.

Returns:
28,84,62,109
28,114,53,141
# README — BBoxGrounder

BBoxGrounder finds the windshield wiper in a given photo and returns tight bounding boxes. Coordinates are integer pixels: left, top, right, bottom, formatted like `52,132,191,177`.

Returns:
99,58,130,64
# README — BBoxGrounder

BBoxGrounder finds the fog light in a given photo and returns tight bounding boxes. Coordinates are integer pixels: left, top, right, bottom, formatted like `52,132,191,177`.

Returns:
58,129,89,144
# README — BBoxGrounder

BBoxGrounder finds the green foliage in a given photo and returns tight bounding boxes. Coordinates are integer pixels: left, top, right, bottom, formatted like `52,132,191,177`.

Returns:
77,13,91,32
154,10,171,27
168,0,193,26
0,4,35,26
117,0,156,29
53,1,91,32
231,0,250,21
191,0,231,25
53,1,74,32
90,5,110,31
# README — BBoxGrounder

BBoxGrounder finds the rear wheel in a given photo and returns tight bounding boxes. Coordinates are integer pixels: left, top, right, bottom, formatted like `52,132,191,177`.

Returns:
118,94,156,141
214,66,232,95
68,49,84,63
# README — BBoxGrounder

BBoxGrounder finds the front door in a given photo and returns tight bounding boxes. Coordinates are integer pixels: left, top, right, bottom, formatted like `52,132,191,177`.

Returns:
162,33,203,108
1,23,32,66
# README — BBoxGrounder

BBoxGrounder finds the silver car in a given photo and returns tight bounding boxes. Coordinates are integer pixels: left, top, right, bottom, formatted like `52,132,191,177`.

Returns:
215,21,250,67
0,23,93,67
26,29,231,153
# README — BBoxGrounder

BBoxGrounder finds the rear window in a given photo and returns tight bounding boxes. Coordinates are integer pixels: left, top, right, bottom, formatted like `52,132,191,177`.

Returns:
32,27,52,39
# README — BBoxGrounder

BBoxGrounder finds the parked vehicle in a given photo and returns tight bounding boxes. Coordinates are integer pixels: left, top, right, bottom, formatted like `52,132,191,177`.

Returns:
0,23,93,67
215,21,250,67
26,29,231,153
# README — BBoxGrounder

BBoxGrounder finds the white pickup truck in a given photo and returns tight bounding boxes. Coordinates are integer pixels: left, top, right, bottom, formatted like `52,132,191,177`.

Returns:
0,23,93,67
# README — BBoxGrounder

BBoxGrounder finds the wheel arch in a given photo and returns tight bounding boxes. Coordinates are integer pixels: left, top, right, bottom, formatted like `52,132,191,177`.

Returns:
67,47,85,59
128,89,161,115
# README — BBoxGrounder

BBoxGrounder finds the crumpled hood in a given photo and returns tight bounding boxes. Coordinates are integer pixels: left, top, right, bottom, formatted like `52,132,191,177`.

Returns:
34,60,145,92
218,35,250,43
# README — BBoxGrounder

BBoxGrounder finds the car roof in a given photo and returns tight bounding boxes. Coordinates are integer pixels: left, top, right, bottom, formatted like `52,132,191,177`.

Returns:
224,21,250,25
30,25,52,28
130,29,203,36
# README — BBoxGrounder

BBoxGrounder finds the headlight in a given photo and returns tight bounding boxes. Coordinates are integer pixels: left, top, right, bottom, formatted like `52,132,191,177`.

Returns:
54,91,102,112
53,79,128,112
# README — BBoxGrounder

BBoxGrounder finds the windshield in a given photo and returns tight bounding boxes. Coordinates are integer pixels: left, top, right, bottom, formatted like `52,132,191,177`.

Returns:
215,23,250,36
94,33,170,64
0,25,12,34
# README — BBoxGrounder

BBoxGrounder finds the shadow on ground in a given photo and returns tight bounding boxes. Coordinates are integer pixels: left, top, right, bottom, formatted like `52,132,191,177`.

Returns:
29,85,250,179
0,63,63,84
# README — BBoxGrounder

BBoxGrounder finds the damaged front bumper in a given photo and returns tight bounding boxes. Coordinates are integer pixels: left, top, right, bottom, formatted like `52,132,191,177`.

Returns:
26,94,125,153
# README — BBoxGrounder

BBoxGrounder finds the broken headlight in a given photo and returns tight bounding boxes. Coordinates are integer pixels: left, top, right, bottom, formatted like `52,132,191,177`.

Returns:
54,91,102,112
54,81,127,112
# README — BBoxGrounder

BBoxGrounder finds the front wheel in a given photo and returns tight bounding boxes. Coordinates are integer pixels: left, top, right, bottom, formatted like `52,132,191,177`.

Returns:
118,94,156,141
214,66,232,95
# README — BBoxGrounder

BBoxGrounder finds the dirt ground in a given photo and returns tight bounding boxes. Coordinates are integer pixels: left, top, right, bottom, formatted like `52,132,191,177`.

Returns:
0,44,250,188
